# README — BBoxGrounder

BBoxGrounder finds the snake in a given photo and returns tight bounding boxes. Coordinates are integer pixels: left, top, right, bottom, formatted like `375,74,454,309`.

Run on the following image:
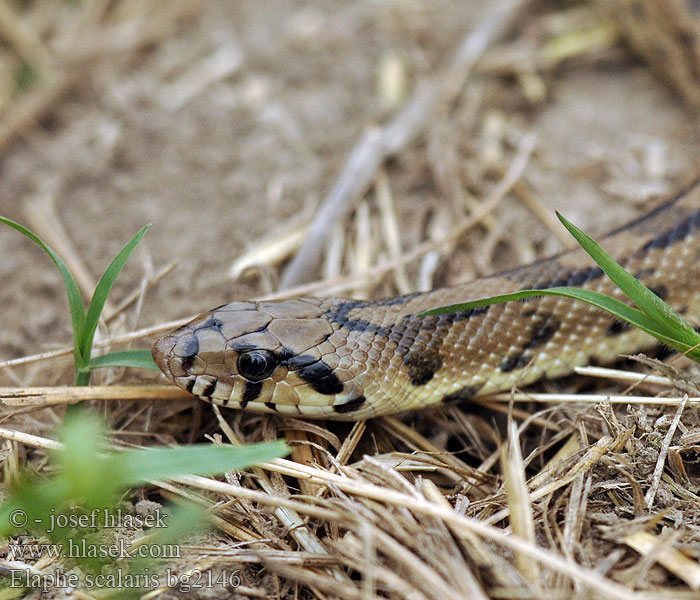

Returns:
152,180,700,420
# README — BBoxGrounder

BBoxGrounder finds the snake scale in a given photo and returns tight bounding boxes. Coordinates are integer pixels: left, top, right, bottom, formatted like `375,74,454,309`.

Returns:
153,180,700,420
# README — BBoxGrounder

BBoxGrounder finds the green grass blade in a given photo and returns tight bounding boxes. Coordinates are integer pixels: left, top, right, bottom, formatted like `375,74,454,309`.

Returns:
79,225,150,368
556,212,697,345
112,441,289,486
419,287,700,362
0,217,87,370
88,350,159,371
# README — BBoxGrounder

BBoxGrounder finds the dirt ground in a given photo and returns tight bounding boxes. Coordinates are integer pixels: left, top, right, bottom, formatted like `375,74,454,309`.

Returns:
1,1,700,598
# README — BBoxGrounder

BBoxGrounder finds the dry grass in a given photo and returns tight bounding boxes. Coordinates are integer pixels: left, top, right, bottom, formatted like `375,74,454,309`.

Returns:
1,1,700,599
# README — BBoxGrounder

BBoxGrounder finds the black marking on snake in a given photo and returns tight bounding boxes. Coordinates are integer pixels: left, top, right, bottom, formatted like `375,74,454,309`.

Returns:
393,309,488,385
373,292,422,307
523,315,561,349
241,381,263,406
297,360,344,395
641,210,700,251
528,265,604,291
265,402,277,412
499,353,532,373
178,335,199,371
607,320,632,337
194,317,223,332
333,396,367,413
441,383,484,404
404,348,443,386
185,378,196,393
326,301,393,336
283,353,319,369
201,381,216,397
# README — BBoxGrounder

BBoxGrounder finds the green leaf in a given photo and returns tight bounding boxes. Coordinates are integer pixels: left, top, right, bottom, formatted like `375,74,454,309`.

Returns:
0,216,87,372
419,211,700,365
58,412,114,505
111,441,289,486
556,212,698,346
419,287,700,362
79,225,151,372
89,349,159,371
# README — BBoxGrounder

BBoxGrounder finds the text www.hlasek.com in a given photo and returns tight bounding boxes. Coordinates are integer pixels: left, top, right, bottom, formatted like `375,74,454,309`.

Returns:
8,538,181,560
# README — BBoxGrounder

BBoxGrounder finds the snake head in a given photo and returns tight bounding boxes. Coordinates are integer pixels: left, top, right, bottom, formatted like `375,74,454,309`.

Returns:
152,299,368,418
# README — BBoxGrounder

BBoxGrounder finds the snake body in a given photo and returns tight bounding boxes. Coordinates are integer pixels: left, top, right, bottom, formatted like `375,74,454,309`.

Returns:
153,182,700,420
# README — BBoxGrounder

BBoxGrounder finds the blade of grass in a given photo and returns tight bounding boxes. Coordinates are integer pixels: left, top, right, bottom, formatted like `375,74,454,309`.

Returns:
88,350,159,371
78,225,151,381
556,212,698,345
419,287,700,362
0,216,86,372
421,211,700,364
113,441,290,485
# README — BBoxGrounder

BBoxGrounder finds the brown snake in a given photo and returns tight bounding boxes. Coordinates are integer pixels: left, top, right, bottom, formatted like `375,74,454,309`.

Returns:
152,181,700,420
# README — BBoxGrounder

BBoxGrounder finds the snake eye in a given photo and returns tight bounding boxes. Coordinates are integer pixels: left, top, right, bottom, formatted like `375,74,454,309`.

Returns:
237,350,277,382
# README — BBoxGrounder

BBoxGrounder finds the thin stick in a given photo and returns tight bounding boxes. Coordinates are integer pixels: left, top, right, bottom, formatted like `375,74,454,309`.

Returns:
644,395,687,509
0,385,190,406
484,392,700,405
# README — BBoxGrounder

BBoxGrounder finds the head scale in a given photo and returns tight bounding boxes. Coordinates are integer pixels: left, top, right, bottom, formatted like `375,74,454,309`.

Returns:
152,299,368,418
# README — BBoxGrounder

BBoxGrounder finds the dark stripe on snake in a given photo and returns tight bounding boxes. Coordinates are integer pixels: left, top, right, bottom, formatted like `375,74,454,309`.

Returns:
185,378,195,393
297,360,344,395
242,381,263,406
201,381,216,397
333,396,367,413
396,310,486,385
328,300,489,336
523,315,561,349
178,335,199,372
529,265,604,291
265,402,277,412
404,348,443,385
499,353,532,373
441,383,484,404
283,353,318,369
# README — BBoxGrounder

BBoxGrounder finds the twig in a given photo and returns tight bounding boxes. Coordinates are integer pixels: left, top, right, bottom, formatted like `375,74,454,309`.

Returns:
644,395,687,509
